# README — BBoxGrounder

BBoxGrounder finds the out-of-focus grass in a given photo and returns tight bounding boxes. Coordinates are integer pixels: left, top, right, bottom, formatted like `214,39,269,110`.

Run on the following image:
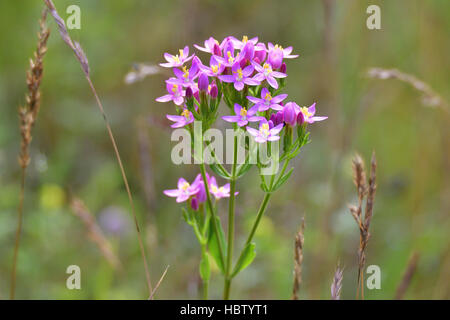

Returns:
0,0,448,299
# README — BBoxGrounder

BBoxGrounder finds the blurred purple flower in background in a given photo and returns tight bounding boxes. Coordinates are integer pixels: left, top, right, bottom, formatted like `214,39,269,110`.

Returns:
98,206,131,237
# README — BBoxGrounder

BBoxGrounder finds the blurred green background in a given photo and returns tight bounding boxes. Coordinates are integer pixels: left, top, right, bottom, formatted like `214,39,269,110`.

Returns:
0,0,449,299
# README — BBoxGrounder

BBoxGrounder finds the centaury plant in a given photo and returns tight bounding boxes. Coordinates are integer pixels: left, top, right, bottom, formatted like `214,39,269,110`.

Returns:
157,36,327,299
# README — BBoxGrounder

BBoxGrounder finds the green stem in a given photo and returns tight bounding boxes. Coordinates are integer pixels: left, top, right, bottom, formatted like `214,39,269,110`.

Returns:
234,159,291,273
200,162,225,268
244,192,272,247
201,244,209,300
224,133,238,299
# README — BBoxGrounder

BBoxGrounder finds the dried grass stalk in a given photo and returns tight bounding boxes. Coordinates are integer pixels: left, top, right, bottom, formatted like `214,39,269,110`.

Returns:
368,67,449,114
331,264,343,300
43,0,153,296
349,152,377,299
292,217,305,300
70,197,122,270
148,265,170,300
395,252,420,300
11,8,50,300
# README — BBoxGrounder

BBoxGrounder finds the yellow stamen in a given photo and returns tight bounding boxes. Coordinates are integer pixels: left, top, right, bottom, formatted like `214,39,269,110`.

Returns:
211,185,219,193
172,84,179,93
181,182,190,191
181,109,190,119
274,44,283,50
179,49,184,57
236,68,243,80
301,107,313,118
260,123,270,136
211,64,219,74
182,66,189,79
240,108,248,117
242,35,248,43
227,51,234,64
265,92,272,101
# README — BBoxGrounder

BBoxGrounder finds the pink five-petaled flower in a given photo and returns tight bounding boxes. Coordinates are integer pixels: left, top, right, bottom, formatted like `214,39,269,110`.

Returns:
230,35,259,50
209,176,231,200
252,62,286,89
168,61,199,88
246,119,284,143
166,108,194,128
219,62,259,91
156,80,185,105
267,43,299,69
194,37,220,54
199,55,225,77
163,178,199,203
299,102,328,124
222,103,264,127
160,46,194,68
247,87,288,112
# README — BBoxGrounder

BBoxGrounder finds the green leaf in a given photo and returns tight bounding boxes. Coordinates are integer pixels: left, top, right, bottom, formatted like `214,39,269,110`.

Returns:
236,161,253,178
272,167,294,191
209,163,231,179
199,252,211,280
260,181,269,193
231,242,256,278
207,216,226,273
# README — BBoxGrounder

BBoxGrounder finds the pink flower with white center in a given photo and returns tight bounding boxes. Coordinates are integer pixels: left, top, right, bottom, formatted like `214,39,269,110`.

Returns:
267,43,299,69
166,108,194,128
229,35,259,50
168,61,199,88
160,46,194,68
246,119,284,143
209,176,231,200
299,102,328,124
199,55,225,77
247,87,288,112
163,178,200,203
194,37,220,54
222,103,264,127
156,79,185,105
219,62,260,91
252,62,286,89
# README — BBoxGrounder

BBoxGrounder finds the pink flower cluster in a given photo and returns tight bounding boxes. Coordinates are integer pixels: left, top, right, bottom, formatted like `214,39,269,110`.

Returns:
156,35,326,138
163,173,234,210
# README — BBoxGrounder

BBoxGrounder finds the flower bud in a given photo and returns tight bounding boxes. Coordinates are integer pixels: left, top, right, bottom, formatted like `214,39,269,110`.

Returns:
254,49,267,63
213,43,222,56
190,198,199,211
185,86,193,99
283,102,296,126
280,62,287,74
275,110,284,125
296,110,304,126
268,47,283,69
209,82,218,99
198,73,209,92
239,58,247,69
242,42,255,61
270,113,277,124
